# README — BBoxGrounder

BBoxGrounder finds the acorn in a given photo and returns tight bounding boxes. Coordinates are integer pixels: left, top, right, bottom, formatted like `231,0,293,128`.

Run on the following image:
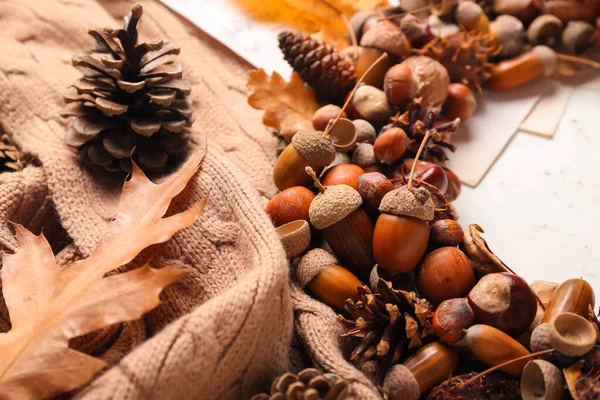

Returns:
549,312,597,356
430,219,464,247
520,360,564,400
416,247,476,304
528,15,564,47
266,186,315,227
490,15,525,58
468,272,538,336
373,127,407,164
530,322,575,366
351,143,380,173
464,324,531,375
542,278,595,323
357,172,395,215
445,83,477,121
296,248,363,310
383,343,458,400
321,164,365,191
432,298,475,344
400,56,450,108
357,21,411,87
561,21,595,54
276,220,311,259
384,64,418,106
455,1,490,34
312,105,347,131
488,45,557,91
352,119,377,144
306,167,375,279
373,185,434,273
348,85,392,124
273,130,335,191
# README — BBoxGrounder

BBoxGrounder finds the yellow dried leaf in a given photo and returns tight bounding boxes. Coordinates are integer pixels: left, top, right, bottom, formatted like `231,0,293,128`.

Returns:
0,146,207,399
247,69,320,137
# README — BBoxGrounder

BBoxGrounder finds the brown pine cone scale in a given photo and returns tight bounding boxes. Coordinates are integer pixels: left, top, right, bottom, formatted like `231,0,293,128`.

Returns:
278,31,357,101
251,368,354,400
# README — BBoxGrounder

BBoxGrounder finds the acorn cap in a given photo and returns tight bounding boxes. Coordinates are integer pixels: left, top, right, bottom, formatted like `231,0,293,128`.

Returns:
549,312,596,356
276,220,311,259
360,21,411,58
352,143,378,168
520,360,564,400
400,56,449,107
532,46,558,77
329,118,357,153
383,364,420,400
297,248,338,287
309,184,363,229
292,129,336,167
379,185,435,221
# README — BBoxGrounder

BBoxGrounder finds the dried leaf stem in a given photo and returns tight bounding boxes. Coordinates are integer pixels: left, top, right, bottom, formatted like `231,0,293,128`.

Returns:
407,130,432,189
342,14,359,59
556,53,600,69
306,166,327,192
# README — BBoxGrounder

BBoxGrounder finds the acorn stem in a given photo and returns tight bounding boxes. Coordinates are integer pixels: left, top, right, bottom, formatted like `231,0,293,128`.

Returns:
378,0,460,20
342,14,359,59
324,53,389,137
305,166,326,193
460,349,555,387
556,53,600,69
407,130,432,189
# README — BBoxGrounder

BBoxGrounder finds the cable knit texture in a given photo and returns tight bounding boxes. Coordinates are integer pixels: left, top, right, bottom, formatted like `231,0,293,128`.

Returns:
0,0,381,398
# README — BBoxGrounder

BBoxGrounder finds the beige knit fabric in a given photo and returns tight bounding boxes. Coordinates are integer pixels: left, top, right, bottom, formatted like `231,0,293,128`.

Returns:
0,1,381,398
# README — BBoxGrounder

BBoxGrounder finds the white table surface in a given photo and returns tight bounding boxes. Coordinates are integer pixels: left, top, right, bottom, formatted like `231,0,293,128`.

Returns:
454,87,600,291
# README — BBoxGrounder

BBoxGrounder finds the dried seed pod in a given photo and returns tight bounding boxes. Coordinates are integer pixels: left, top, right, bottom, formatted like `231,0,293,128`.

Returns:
561,21,595,54
273,130,335,191
384,65,418,106
445,83,477,121
373,128,407,164
321,164,365,191
351,143,379,172
468,272,537,336
297,248,363,310
276,220,311,259
266,186,315,227
490,15,525,58
430,219,464,247
352,119,376,144
520,360,564,400
542,278,595,323
549,312,597,356
433,298,475,344
384,343,458,400
328,118,357,153
488,46,557,91
464,324,531,375
348,85,392,124
374,186,434,273
307,168,375,279
528,15,564,47
460,224,509,275
455,1,490,33
400,56,450,108
312,105,347,131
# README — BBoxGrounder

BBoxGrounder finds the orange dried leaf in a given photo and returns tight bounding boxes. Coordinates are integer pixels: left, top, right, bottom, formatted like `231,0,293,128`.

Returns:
247,69,320,137
0,147,207,399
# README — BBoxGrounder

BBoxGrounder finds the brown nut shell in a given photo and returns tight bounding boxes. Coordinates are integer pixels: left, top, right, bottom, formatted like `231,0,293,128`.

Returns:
542,278,595,323
312,105,346,131
306,264,363,310
549,312,597,356
445,83,477,121
357,172,394,212
276,220,311,259
351,85,392,123
383,364,420,400
266,186,315,227
430,219,464,247
352,143,378,169
329,118,357,153
384,64,417,105
321,164,365,191
401,56,450,107
352,119,376,144
373,128,407,164
360,20,412,58
309,184,363,229
433,298,474,344
520,360,564,400
402,343,458,394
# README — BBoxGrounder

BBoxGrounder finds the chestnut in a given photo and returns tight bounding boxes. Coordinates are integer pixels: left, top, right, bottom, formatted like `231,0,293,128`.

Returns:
373,128,407,164
388,159,448,193
357,172,395,215
312,105,346,131
416,247,475,305
468,272,537,337
266,186,315,227
443,168,461,202
432,298,474,344
321,164,366,191
430,219,464,247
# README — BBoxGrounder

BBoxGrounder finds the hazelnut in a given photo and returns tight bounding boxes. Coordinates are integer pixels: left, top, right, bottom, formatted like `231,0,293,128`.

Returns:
561,21,595,54
357,172,395,214
276,220,311,259
445,83,477,121
490,15,525,59
400,56,450,108
521,360,564,400
352,119,376,144
468,272,538,336
443,168,461,201
384,65,418,106
312,105,346,131
266,186,315,227
416,247,476,305
373,128,407,164
351,143,380,172
432,298,474,344
349,85,392,124
430,219,464,247
455,1,490,34
528,15,564,47
321,164,366,191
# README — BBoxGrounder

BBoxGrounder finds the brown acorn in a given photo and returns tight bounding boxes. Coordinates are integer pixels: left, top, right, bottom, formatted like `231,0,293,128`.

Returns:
373,185,434,273
306,167,375,279
273,130,335,191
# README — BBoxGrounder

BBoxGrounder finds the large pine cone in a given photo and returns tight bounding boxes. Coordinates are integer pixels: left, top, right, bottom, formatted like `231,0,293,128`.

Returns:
278,31,357,101
251,368,354,400
338,279,434,366
61,4,194,173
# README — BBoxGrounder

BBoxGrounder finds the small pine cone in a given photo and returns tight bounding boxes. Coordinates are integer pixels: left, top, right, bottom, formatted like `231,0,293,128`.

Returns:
0,134,25,172
278,31,357,100
250,368,355,400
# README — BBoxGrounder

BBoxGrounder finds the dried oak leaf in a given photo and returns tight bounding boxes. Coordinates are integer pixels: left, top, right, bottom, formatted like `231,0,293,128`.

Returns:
460,224,511,276
0,147,207,398
247,69,320,137
428,372,520,399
